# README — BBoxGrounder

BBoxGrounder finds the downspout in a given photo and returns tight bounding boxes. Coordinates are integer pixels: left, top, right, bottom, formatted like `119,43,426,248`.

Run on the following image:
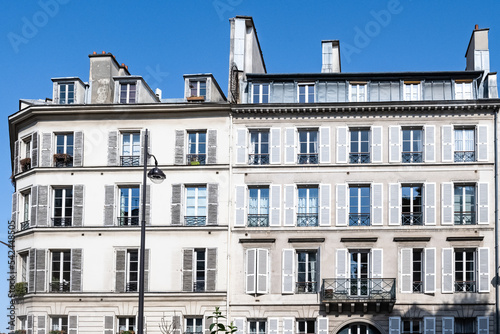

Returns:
495,108,499,333
227,109,233,322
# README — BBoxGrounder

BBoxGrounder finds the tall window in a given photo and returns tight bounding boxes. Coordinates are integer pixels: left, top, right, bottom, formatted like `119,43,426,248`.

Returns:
349,185,370,226
252,83,269,103
455,318,475,334
120,83,136,103
53,188,73,227
454,128,475,162
249,130,269,165
248,187,269,227
455,81,473,100
349,250,369,296
454,185,476,225
194,249,206,292
298,84,314,103
186,318,203,334
249,320,266,334
20,253,28,282
349,129,370,163
59,83,74,104
297,251,317,293
297,186,318,227
298,129,318,164
55,133,74,167
404,82,421,101
51,250,70,292
411,250,423,293
455,249,476,292
21,138,32,172
297,320,315,334
402,128,423,163
121,132,140,166
127,249,139,292
185,186,207,226
21,192,30,230
118,317,136,333
51,316,68,332
119,187,140,226
402,319,422,334
401,185,423,225
189,80,207,98
349,83,367,102
187,131,207,165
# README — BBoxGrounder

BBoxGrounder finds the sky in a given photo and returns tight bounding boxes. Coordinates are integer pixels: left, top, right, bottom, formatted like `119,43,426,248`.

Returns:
1,0,500,330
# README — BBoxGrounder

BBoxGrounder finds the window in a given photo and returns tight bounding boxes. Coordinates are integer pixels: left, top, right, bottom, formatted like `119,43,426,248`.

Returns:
119,187,140,226
349,83,367,102
454,128,475,162
252,83,269,103
349,185,370,226
246,249,269,294
118,317,136,333
298,84,314,103
20,191,30,230
455,81,473,100
120,82,136,103
20,253,28,283
297,251,317,293
51,316,68,332
249,320,266,334
454,185,475,225
297,186,318,227
411,250,423,293
401,185,423,225
349,250,369,296
185,186,207,226
121,132,140,166
189,80,207,98
298,129,318,164
194,249,206,292
50,250,70,292
249,130,269,165
182,248,216,292
297,319,315,334
349,129,370,163
401,248,435,294
54,133,74,167
21,137,32,172
455,249,476,292
187,131,207,165
126,249,139,292
186,318,203,334
248,187,269,227
402,319,422,334
18,316,27,331
401,128,423,163
404,82,421,101
53,187,73,227
455,318,475,334
59,83,74,104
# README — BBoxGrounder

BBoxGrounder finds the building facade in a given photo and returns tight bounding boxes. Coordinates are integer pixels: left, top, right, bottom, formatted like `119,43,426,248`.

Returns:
8,17,500,334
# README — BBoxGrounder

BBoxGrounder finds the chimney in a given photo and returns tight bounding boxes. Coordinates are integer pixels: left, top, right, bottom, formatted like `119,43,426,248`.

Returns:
88,52,121,103
465,25,490,72
321,40,341,73
155,88,162,100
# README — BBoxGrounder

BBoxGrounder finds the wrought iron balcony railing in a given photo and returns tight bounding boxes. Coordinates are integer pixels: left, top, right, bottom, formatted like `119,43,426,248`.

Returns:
50,281,70,292
54,156,73,167
186,154,206,165
349,152,370,164
297,153,318,164
401,212,423,226
454,212,476,225
454,151,475,162
52,217,72,227
402,152,423,163
126,282,138,292
412,281,423,293
349,213,370,226
296,282,317,293
247,214,269,227
322,278,396,301
297,213,318,227
120,155,140,166
118,216,140,226
20,221,30,231
184,216,207,226
455,280,476,292
193,281,205,292
248,154,270,165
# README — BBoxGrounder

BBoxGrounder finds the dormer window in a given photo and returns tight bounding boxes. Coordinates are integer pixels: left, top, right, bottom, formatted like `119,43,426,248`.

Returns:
59,83,74,104
120,82,137,103
298,83,315,103
189,80,207,99
404,81,421,101
455,80,473,100
252,83,269,103
349,82,367,102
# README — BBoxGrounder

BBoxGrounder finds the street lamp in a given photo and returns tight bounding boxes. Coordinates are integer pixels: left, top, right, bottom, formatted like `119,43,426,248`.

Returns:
138,129,165,334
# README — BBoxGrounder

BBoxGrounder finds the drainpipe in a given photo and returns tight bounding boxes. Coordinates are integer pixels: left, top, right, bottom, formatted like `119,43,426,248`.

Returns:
495,108,499,333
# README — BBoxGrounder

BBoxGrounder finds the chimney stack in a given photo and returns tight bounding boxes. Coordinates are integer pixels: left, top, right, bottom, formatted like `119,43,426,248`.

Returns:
321,40,341,73
465,25,490,72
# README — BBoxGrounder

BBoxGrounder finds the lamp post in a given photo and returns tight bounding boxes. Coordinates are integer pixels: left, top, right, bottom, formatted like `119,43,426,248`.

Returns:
138,129,166,334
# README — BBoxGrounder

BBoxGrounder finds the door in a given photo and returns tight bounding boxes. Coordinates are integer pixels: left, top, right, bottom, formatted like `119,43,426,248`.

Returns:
349,250,369,296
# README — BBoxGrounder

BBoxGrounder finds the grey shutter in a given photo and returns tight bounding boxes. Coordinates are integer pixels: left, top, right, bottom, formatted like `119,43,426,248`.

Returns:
236,128,247,164
139,184,151,225
246,248,256,294
270,128,281,164
336,184,348,226
389,317,401,334
269,185,281,226
424,183,436,225
424,248,436,293
442,317,453,334
442,248,453,293
478,182,489,224
389,183,400,225
107,131,118,166
31,132,39,168
424,317,435,334
28,315,34,334
73,131,83,167
37,315,46,334
371,249,383,280
207,183,218,225
336,249,348,293
171,184,182,225
103,185,115,226
441,183,453,225
11,192,17,227
206,248,217,291
115,250,126,292
336,126,348,163
284,128,296,164
207,129,217,164
319,126,330,163
28,249,35,293
68,315,78,334
144,249,150,292
389,126,400,162
478,247,490,292
41,132,52,167
284,185,296,226
235,185,246,227
371,126,382,163
73,185,84,227
317,317,328,334
271,82,284,103
372,183,383,225
233,318,245,334
182,249,193,292
283,82,295,102
30,185,38,227
442,125,453,162
104,315,114,334
35,249,46,292
71,249,82,292
282,249,294,294
400,249,412,293
319,184,331,226
477,317,489,334
424,125,435,162
140,130,151,166
37,186,48,226
283,318,294,334
477,125,488,161
268,318,279,334
257,248,269,294
14,140,20,175
174,130,185,165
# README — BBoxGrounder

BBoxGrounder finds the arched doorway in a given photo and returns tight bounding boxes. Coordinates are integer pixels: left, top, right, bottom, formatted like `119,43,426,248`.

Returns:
337,323,381,334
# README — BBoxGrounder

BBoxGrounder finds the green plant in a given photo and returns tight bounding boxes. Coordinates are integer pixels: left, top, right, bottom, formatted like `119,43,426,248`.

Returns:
190,160,201,166
49,331,66,334
53,153,72,162
208,307,237,334
13,282,27,297
14,330,27,334
120,331,135,334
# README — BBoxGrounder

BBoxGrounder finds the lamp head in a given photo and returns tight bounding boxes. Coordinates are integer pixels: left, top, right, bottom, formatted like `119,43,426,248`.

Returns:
147,167,166,184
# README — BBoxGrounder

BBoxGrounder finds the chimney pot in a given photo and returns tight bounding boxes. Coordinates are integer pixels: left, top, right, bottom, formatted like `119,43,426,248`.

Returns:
121,63,125,67
125,65,128,70
93,51,97,55
102,51,105,54
475,24,479,30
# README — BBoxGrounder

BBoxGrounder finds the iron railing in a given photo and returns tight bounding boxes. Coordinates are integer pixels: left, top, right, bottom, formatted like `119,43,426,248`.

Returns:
247,214,269,227
297,213,318,227
402,152,423,163
184,216,207,226
296,282,317,293
120,156,140,166
454,212,476,225
401,212,423,226
193,281,205,292
349,213,370,226
50,281,70,292
413,281,423,293
455,280,476,292
248,154,270,165
52,217,72,227
322,278,396,301
127,282,138,292
454,151,475,162
349,152,370,164
20,221,30,231
186,154,206,165
118,216,140,226
297,154,318,164
54,156,73,168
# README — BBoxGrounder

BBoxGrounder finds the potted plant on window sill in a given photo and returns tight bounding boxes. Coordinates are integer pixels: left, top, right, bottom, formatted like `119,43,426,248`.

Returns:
119,331,135,334
186,96,205,102
14,330,27,334
20,158,31,172
13,282,27,298
49,331,66,334
53,153,73,166
190,160,201,166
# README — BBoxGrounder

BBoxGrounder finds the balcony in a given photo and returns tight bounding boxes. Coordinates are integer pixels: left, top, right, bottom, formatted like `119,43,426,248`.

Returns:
349,153,370,164
297,153,318,164
412,281,423,293
50,281,70,292
248,154,269,165
349,213,370,226
186,154,206,165
454,151,475,162
20,221,30,231
53,154,73,167
455,280,476,292
296,282,317,294
297,213,318,226
401,212,423,226
454,212,476,225
193,281,205,292
126,282,138,292
118,216,139,226
247,214,269,227
52,217,72,227
184,216,207,226
120,155,140,166
402,152,422,163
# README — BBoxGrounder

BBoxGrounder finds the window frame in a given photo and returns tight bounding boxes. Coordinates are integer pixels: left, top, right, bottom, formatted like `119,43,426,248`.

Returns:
297,129,318,164
120,132,141,166
248,319,267,334
118,186,140,226
185,317,203,334
252,83,270,103
248,186,270,227
297,83,315,103
401,318,422,334
454,248,476,292
187,131,207,165
349,82,367,102
296,319,316,334
126,249,139,292
58,83,75,104
401,184,423,226
297,186,319,227
454,184,476,225
189,80,207,98
119,82,137,103
454,127,476,162
52,187,73,227
185,185,207,226
248,129,270,165
401,127,423,163
403,82,421,101
349,128,371,163
21,190,31,230
455,80,473,100
19,252,28,283
51,316,69,332
296,250,318,293
50,250,71,292
349,185,371,226
193,248,206,292
118,316,137,333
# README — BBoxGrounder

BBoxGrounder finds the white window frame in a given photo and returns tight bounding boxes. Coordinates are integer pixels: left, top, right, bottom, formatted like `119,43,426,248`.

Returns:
296,319,316,334
21,191,31,225
349,128,371,163
248,319,267,334
119,186,140,224
297,186,319,215
401,127,423,162
193,248,206,292
296,250,318,293
248,187,269,216
53,187,73,222
349,185,371,226
22,136,31,159
126,249,139,291
185,317,203,334
252,83,270,103
51,316,68,332
298,83,315,103
455,81,473,100
454,184,476,225
120,82,137,103
121,132,141,157
249,130,269,155
454,127,476,162
185,186,207,218
188,131,207,155
55,133,74,155
401,184,423,225
349,83,367,102
189,80,207,98
404,82,421,101
20,252,28,282
401,318,423,334
411,249,423,293
454,249,476,292
50,250,71,289
59,83,75,104
118,316,136,332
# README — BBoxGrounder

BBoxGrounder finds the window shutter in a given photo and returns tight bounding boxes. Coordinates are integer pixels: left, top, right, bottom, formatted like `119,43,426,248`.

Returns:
441,183,453,225
478,247,490,293
182,249,193,292
424,183,436,225
73,131,84,167
270,185,281,226
206,248,217,291
104,316,114,334
205,315,213,334
284,128,296,164
236,128,247,164
107,131,118,166
11,192,17,228
207,183,218,226
319,127,331,163
336,184,348,226
319,184,331,226
141,184,151,225
207,129,217,164
31,132,39,168
174,130,185,165
400,249,412,293
372,183,383,225
140,130,152,166
424,317,435,334
389,317,401,334
103,185,115,226
35,249,46,292
282,249,295,294
30,185,38,227
424,125,435,162
268,318,279,334
270,128,281,164
115,250,126,292
371,126,382,163
28,315,34,334
144,248,150,292
28,249,35,293
389,126,401,162
441,248,453,293
336,126,348,163
424,248,436,293
71,249,82,292
233,318,245,334
246,249,256,294
283,82,295,102
317,317,328,334
371,249,383,279
477,125,488,161
442,317,453,334
389,183,400,225
37,186,48,227
68,315,78,334
73,185,84,227
336,249,348,278
282,318,294,334
14,140,20,175
256,248,269,294
477,317,489,334
284,185,296,226
442,125,453,162
37,315,46,334
478,183,489,224
40,132,52,167
235,186,247,227
171,184,182,226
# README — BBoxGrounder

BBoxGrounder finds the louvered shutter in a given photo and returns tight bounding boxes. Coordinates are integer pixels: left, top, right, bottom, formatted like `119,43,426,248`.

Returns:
144,249,150,292
207,183,218,225
319,127,330,163
389,184,400,225
73,185,84,226
442,318,453,334
233,318,245,334
40,132,52,167
336,184,348,226
424,125,435,162
31,132,39,168
115,250,126,292
73,131,83,167
28,315,34,334
477,317,489,334
319,184,331,226
207,129,217,164
372,183,383,225
400,249,412,293
30,185,38,228
257,248,269,294
270,128,281,164
246,249,256,294
28,249,35,293
171,184,182,226
103,185,115,226
371,249,383,287
424,317,435,334
13,140,20,175
389,126,401,162
389,317,401,334
282,318,294,334
317,317,328,334
68,315,78,334
336,249,348,293
336,126,348,163
37,315,46,334
107,131,118,166
11,192,17,227
37,186,48,226
182,249,193,292
282,249,294,294
236,129,247,164
441,183,453,225
139,184,151,225
174,130,185,165
270,185,281,226
478,183,489,224
424,183,436,225
442,248,453,293
477,125,488,161
71,249,82,292
35,249,46,292
235,186,246,227
206,248,217,291
371,126,382,163
284,128,296,164
140,130,151,166
424,248,436,293
268,318,279,334
104,316,114,334
478,247,490,293
284,185,296,226
442,126,453,162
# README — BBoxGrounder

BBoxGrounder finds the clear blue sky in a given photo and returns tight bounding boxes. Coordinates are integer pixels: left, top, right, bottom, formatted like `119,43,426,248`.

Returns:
1,0,500,330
